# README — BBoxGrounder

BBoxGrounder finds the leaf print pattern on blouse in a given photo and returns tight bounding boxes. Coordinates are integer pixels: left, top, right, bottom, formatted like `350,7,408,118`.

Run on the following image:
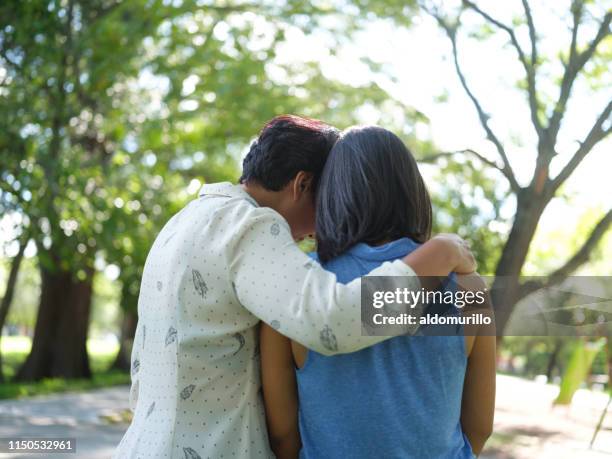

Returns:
252,340,260,359
183,447,202,459
146,401,156,418
157,281,163,292
270,320,280,330
142,325,146,349
320,325,338,351
192,269,208,298
161,231,176,248
180,384,196,400
132,358,140,375
165,327,177,346
232,332,245,355
303,260,314,269
270,222,280,236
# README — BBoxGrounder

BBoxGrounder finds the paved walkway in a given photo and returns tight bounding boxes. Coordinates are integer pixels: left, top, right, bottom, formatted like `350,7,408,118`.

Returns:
483,375,612,459
0,387,129,459
0,376,611,458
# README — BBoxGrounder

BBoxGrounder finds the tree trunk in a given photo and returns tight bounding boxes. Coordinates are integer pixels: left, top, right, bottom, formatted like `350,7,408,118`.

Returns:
492,192,548,339
546,339,563,382
606,337,612,391
111,309,137,372
0,238,27,382
555,338,605,405
15,264,93,381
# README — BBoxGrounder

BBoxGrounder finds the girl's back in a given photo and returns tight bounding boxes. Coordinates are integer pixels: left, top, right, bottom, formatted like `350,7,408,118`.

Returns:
296,238,474,459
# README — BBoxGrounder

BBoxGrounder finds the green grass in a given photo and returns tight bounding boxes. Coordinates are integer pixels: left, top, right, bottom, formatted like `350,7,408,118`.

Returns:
0,336,130,400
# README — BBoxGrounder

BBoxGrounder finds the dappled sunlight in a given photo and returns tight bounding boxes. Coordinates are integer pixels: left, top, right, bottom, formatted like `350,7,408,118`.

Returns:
0,0,609,457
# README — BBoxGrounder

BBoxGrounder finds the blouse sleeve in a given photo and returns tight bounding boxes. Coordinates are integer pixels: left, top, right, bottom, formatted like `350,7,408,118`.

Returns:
227,206,421,355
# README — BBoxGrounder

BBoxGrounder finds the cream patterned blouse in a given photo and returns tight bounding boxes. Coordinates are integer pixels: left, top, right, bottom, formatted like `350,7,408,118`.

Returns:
113,182,418,459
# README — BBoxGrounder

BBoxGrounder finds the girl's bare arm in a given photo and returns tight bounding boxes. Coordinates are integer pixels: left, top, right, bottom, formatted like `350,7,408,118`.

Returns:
260,323,301,459
459,274,496,456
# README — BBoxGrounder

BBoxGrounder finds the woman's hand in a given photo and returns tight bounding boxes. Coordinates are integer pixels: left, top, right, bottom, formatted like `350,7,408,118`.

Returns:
403,233,476,277
433,233,477,274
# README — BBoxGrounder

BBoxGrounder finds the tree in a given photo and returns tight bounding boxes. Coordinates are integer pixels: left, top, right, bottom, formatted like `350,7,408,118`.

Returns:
0,232,27,382
0,0,171,380
101,1,424,370
1,0,417,379
416,0,611,335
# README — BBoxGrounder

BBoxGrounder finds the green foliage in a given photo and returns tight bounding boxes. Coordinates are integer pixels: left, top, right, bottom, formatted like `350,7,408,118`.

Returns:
1,0,175,286
555,338,606,405
0,371,130,400
2,0,606,389
0,257,40,330
0,336,127,398
1,0,415,319
501,337,576,378
428,159,509,274
525,207,612,275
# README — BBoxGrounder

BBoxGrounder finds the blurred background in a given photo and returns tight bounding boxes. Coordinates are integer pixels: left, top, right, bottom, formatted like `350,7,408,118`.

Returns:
0,0,611,458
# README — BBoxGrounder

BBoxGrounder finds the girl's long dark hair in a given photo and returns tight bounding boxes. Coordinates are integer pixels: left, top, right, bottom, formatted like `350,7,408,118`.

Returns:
316,125,432,263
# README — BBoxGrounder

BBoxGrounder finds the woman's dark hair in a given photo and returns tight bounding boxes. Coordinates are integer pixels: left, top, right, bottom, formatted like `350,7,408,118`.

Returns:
240,115,339,192
316,125,432,262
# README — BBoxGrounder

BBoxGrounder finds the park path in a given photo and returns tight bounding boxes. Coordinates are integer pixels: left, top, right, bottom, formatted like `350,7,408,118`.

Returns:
483,374,612,459
0,375,611,458
0,387,128,459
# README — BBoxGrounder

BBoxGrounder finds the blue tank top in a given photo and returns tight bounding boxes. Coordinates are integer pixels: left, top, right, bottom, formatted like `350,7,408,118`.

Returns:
297,238,474,459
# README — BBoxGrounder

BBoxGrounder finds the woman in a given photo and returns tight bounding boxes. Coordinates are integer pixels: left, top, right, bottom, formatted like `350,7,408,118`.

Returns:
260,126,496,458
